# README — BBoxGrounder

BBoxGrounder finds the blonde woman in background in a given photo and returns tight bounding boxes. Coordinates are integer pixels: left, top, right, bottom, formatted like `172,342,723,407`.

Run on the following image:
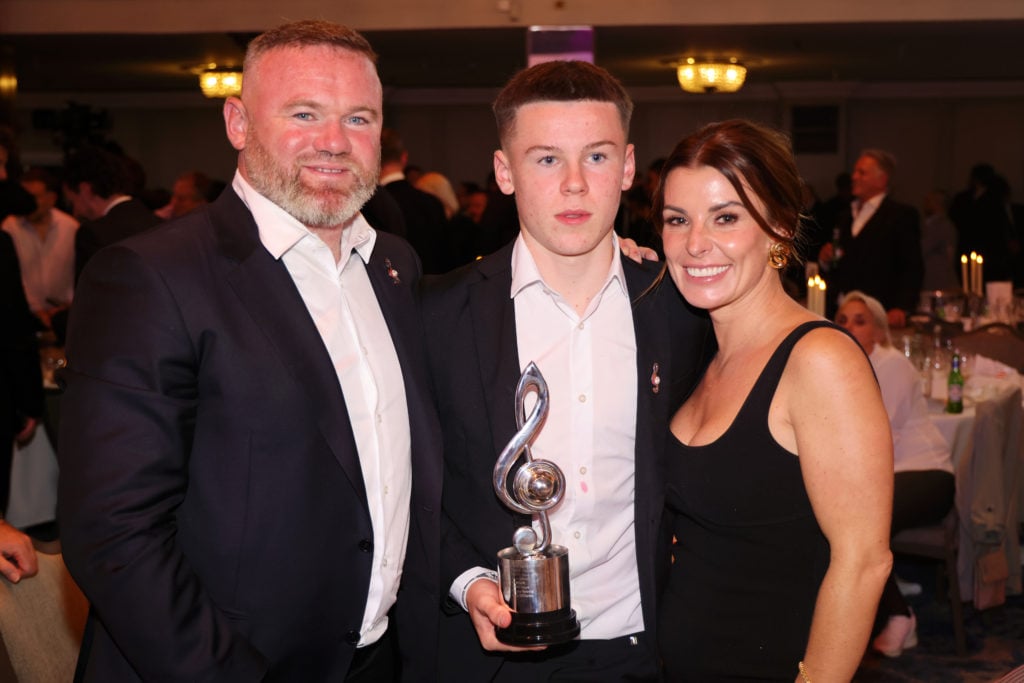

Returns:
835,291,954,658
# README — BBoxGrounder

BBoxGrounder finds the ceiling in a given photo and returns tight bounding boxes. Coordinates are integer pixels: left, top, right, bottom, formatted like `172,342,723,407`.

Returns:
3,20,1024,95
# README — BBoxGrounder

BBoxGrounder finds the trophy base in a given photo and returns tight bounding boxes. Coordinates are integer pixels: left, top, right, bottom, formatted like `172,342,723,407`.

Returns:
495,605,580,646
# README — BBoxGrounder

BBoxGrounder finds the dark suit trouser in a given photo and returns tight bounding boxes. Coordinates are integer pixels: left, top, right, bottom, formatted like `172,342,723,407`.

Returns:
492,633,658,683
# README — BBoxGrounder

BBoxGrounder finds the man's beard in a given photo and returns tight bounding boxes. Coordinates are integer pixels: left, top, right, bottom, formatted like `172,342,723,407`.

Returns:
243,131,378,228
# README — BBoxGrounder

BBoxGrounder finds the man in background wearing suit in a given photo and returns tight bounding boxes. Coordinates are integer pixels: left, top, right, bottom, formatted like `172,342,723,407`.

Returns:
379,128,449,273
421,61,713,681
58,20,441,682
63,145,162,281
819,149,923,326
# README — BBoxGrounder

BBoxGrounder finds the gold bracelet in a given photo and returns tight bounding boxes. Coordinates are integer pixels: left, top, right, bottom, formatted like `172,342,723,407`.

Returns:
798,661,812,683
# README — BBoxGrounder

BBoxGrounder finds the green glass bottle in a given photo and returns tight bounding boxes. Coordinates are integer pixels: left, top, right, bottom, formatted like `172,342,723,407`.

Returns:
946,353,964,414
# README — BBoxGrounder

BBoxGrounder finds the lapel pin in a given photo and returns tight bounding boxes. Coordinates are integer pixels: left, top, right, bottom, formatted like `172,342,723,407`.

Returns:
651,362,661,394
384,258,401,285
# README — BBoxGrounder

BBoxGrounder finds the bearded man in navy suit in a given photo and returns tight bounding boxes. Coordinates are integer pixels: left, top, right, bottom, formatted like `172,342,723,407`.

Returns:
58,20,441,682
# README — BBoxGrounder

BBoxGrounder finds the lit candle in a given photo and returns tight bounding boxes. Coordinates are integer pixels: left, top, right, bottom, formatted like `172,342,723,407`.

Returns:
970,252,978,298
960,254,968,294
976,255,984,297
817,277,827,317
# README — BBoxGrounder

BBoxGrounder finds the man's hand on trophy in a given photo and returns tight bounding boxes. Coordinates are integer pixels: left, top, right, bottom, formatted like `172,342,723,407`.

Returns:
466,578,547,652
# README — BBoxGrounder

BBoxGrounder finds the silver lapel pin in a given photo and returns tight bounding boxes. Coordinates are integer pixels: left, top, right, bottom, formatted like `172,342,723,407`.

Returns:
651,362,661,394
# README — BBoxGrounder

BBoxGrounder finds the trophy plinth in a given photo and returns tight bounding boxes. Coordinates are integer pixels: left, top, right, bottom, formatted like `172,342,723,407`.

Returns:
496,545,579,645
493,362,580,646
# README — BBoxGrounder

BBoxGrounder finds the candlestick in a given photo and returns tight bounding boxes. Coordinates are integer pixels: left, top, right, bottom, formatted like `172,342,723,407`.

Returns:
960,254,968,294
969,252,978,299
976,255,983,297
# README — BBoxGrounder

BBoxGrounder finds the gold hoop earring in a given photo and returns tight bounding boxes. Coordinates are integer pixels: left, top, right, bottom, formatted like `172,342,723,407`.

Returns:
768,242,790,270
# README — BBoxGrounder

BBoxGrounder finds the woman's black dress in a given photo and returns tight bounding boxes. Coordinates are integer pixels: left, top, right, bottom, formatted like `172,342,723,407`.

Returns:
659,322,834,682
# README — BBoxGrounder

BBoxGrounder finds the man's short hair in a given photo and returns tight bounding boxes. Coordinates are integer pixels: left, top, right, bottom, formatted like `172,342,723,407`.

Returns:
380,128,406,165
179,171,213,202
243,20,377,80
859,149,897,179
63,146,130,199
492,60,633,147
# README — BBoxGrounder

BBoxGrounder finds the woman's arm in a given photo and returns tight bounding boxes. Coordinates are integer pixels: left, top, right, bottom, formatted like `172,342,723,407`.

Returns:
778,328,894,682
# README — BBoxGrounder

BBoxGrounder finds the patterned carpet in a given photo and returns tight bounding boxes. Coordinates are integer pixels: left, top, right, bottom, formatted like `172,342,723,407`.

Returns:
855,557,1024,682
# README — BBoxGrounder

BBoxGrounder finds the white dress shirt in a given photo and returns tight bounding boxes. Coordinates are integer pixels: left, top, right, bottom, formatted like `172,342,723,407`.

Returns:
232,172,412,647
2,208,79,312
871,344,953,474
452,233,643,640
851,193,885,238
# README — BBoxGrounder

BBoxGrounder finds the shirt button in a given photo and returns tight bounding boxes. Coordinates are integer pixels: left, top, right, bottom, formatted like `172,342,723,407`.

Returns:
384,485,390,495
382,557,389,567
578,322,585,330
579,466,587,475
345,630,361,645
359,538,373,553
573,531,581,539
578,394,586,403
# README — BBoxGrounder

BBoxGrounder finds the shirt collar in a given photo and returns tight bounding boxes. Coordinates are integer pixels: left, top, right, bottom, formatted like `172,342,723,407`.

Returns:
103,195,132,215
232,170,376,265
510,232,627,300
379,170,405,186
853,192,886,211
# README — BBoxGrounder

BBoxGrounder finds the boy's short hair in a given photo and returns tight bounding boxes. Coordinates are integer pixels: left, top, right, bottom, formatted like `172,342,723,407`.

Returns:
492,60,633,146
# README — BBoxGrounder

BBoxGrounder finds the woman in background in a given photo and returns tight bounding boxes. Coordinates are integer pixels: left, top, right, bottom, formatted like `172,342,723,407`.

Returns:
655,119,893,682
836,291,954,658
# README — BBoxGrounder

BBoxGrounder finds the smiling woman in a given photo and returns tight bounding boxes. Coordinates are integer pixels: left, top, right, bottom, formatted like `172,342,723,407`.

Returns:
654,119,894,682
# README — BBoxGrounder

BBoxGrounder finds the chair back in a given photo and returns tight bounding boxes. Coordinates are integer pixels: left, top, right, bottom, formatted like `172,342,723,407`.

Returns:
956,385,1024,605
0,551,88,683
951,323,1024,373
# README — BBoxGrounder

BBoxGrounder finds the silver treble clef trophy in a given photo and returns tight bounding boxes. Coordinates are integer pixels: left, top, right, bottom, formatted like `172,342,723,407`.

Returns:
492,362,580,645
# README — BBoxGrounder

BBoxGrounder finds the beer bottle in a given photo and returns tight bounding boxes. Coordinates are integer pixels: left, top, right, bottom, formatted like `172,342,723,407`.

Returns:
946,353,964,414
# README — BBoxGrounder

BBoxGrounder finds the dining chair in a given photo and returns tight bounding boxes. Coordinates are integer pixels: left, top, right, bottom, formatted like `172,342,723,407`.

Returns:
890,384,1024,657
891,509,968,656
951,323,1024,373
994,663,1024,683
0,551,88,683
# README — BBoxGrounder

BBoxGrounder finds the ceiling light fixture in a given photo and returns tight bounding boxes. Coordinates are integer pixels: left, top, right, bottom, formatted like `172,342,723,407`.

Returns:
199,67,242,98
676,58,746,94
0,73,16,99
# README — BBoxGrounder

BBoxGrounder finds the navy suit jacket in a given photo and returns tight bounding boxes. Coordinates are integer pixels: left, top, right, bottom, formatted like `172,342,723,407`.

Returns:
420,243,714,680
831,196,923,315
59,188,442,682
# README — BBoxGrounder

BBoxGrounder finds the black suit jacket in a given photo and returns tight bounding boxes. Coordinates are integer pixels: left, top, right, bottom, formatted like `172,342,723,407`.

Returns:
383,179,449,274
831,196,923,314
420,243,714,680
59,188,442,682
74,197,163,282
